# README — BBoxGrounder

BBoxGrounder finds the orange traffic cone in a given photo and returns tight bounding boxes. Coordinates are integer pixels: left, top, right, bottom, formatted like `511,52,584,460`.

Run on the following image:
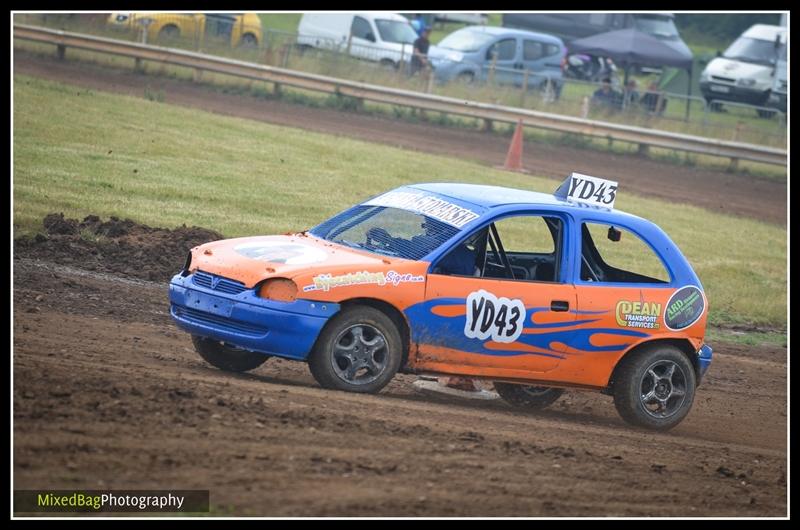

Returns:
496,120,528,173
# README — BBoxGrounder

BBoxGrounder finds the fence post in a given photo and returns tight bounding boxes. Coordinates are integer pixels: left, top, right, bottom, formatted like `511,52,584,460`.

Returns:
580,96,589,119
728,121,744,171
520,69,529,107
56,43,65,60
397,43,406,82
488,52,497,87
281,42,291,68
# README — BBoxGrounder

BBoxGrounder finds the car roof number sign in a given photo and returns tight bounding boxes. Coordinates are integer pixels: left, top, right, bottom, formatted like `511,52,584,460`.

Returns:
555,172,618,209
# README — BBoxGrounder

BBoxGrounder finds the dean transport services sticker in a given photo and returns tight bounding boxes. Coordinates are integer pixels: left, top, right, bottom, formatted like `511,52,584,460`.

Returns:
464,289,525,344
664,286,705,331
234,241,328,265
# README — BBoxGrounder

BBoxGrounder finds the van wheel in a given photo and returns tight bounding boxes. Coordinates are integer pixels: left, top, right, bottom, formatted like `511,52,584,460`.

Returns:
380,58,397,70
612,344,696,431
158,24,180,41
308,306,402,394
494,383,564,409
192,336,270,372
457,71,476,84
239,33,258,48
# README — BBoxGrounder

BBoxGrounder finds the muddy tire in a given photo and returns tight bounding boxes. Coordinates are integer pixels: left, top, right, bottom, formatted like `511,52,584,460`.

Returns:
613,344,696,431
308,306,402,394
494,383,564,409
192,336,269,373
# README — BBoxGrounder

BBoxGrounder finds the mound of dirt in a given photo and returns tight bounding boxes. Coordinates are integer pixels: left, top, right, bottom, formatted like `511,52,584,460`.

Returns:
15,213,224,282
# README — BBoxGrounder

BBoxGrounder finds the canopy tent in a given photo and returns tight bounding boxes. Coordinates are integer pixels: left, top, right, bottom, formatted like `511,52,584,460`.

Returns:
567,28,695,118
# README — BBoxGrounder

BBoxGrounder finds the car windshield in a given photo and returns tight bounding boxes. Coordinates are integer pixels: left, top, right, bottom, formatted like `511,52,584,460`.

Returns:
375,19,417,44
633,15,679,39
438,29,497,52
310,205,463,260
723,36,782,66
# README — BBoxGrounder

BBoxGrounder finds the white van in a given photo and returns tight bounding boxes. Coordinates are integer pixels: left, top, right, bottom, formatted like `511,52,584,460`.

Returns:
297,12,419,67
700,24,787,109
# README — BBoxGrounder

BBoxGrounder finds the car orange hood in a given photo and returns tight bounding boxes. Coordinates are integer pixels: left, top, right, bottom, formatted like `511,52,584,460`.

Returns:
188,233,400,288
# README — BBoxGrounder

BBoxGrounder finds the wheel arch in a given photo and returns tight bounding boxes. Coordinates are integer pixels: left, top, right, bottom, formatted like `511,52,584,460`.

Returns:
318,298,411,371
605,338,698,393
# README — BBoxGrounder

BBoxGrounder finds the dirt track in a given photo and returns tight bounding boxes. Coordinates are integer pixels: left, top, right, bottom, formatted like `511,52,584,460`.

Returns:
14,52,786,226
13,218,787,516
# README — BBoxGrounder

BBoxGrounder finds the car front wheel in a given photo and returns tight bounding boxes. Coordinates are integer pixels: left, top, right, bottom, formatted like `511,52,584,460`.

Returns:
192,336,270,372
612,344,696,430
308,306,402,394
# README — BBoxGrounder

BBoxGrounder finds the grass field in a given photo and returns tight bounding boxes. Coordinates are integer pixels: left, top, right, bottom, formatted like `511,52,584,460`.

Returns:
13,74,787,330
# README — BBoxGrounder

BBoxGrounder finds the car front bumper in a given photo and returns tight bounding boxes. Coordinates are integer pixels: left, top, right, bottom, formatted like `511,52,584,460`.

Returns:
169,272,339,360
700,82,770,106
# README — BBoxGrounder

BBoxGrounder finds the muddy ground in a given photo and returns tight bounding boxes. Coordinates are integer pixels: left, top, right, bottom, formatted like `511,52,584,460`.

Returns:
14,52,787,226
13,216,787,516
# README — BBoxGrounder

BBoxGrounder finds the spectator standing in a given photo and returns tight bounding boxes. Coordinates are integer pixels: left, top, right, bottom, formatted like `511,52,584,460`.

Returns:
409,27,432,76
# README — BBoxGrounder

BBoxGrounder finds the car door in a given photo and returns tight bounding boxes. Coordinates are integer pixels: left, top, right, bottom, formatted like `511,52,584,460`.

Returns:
412,213,577,380
521,39,565,89
482,37,522,86
349,15,378,61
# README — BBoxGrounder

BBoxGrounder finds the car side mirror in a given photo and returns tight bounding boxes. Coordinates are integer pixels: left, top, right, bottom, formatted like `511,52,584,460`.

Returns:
365,32,376,43
608,226,622,242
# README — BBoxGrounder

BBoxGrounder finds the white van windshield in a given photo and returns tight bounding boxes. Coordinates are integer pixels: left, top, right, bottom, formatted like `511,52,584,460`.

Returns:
438,30,496,52
724,36,782,66
375,19,417,44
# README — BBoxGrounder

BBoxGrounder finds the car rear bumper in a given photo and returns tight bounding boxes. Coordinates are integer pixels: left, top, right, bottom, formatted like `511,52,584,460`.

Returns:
696,343,713,384
169,272,339,360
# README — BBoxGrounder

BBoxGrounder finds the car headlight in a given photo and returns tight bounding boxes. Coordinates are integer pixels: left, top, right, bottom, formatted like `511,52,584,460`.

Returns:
737,78,756,87
258,278,298,302
108,12,130,24
446,51,464,63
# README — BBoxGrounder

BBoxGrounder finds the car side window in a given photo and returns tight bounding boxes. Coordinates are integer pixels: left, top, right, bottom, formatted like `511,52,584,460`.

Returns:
545,43,561,58
580,222,670,284
434,215,562,283
486,38,517,61
523,40,544,61
351,16,373,40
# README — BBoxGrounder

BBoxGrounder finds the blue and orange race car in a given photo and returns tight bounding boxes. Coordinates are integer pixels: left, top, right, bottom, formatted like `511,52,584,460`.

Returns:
169,174,711,430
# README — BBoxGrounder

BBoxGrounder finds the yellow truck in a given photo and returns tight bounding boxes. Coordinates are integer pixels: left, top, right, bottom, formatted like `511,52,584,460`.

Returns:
107,12,262,48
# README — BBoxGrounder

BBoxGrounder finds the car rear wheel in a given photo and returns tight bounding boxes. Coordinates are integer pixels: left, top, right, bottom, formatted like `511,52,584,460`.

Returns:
494,383,564,409
158,24,180,41
239,33,258,49
192,335,269,372
612,344,696,431
308,306,402,394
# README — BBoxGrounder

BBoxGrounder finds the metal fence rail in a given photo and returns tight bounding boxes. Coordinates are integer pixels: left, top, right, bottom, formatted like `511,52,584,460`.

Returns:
14,24,787,167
